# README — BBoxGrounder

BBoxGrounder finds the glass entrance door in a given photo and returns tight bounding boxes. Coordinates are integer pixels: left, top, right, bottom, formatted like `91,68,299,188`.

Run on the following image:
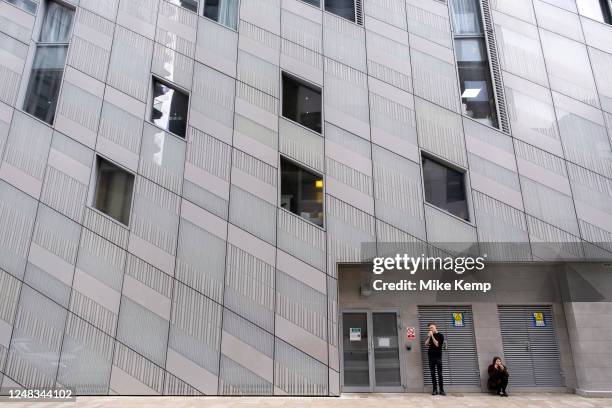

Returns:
372,312,402,391
342,311,402,392
342,312,370,391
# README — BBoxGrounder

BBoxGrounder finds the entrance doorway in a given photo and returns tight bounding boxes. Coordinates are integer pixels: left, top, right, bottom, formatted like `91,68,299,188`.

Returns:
498,305,565,388
418,306,481,391
341,311,403,392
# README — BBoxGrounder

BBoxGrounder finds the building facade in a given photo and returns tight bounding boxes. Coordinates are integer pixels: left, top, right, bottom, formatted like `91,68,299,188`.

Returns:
0,0,611,397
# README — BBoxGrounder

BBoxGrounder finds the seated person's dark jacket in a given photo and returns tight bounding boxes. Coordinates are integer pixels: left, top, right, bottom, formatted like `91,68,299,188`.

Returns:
487,364,509,390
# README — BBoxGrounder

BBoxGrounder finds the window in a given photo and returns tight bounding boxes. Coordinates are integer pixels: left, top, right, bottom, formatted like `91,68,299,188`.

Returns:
282,73,322,134
325,0,356,22
301,0,320,6
6,0,38,14
167,0,198,12
151,78,189,138
422,156,469,221
203,0,239,29
93,157,135,225
23,1,73,124
450,0,499,129
280,157,324,227
577,0,612,24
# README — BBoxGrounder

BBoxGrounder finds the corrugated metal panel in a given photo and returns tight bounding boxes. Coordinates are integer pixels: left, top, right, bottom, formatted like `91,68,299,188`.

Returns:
481,0,510,133
355,0,364,26
498,305,564,387
418,306,480,387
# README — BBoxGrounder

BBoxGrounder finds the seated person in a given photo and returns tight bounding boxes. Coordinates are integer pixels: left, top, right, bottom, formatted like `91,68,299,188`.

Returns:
487,356,509,397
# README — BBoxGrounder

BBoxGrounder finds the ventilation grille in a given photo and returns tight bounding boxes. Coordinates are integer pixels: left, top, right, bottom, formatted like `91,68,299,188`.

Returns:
355,0,364,25
481,0,510,134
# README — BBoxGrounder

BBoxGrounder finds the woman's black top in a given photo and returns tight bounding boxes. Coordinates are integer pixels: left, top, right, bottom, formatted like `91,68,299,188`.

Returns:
487,364,509,389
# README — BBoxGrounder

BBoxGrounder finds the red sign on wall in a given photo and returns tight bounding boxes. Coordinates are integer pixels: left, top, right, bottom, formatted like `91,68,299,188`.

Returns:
406,327,415,340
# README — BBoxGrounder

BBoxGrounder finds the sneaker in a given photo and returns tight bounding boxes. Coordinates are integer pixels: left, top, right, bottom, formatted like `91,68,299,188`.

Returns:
439,390,446,396
431,389,438,395
502,392,509,397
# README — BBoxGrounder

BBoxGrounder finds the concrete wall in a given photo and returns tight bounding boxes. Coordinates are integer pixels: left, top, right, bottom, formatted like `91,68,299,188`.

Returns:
338,264,577,392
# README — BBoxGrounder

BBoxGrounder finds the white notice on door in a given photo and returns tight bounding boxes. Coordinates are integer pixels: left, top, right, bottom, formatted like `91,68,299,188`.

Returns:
377,337,390,347
350,327,361,341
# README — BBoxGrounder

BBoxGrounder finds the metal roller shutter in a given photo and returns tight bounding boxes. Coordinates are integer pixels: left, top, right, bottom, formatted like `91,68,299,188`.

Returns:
418,306,480,387
498,305,564,387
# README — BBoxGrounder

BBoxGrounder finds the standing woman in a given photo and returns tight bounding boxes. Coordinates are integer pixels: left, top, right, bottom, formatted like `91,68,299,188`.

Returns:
488,356,509,397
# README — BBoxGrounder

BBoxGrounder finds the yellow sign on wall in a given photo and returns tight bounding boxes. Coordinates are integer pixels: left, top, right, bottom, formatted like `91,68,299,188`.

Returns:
533,312,546,327
452,312,464,327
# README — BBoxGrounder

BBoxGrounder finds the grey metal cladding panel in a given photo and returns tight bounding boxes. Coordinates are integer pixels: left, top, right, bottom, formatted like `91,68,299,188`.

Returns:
281,9,322,55
117,296,169,367
151,42,194,90
5,286,67,389
237,50,280,99
223,309,274,358
276,271,327,341
498,305,564,387
68,8,114,82
229,186,276,245
277,208,326,272
589,47,612,113
112,341,165,394
29,206,80,300
139,123,186,194
0,181,38,280
0,268,21,325
57,313,113,395
274,338,328,395
176,218,226,303
80,0,119,21
107,26,153,102
372,146,425,239
415,97,467,167
418,306,480,387
164,372,202,395
169,281,222,375
405,0,452,48
323,12,366,71
365,0,407,29
156,0,198,58
219,355,273,395
24,262,71,308
2,110,53,184
76,229,125,292
131,176,181,256
0,31,28,106
224,243,275,332
326,195,376,278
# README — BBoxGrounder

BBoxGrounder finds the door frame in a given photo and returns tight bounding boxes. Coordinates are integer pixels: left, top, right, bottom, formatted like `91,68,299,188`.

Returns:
339,308,404,393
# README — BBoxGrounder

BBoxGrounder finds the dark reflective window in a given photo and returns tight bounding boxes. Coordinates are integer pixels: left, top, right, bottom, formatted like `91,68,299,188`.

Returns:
151,79,189,138
450,0,499,129
168,0,198,12
94,157,135,226
325,0,355,22
422,156,469,221
6,0,38,14
456,38,498,128
280,157,324,227
301,0,320,6
23,1,73,124
282,73,322,133
203,0,238,29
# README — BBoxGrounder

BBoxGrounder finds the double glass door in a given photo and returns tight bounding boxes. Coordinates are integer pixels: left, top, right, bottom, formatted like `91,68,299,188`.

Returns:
342,311,402,392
